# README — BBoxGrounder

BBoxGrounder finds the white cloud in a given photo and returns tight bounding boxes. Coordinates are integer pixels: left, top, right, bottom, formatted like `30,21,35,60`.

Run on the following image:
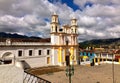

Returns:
84,4,120,17
78,28,86,34
86,29,105,37
107,25,120,33
79,16,97,27
0,15,28,27
0,0,52,37
74,0,120,7
0,0,120,41
0,0,72,36
72,0,120,41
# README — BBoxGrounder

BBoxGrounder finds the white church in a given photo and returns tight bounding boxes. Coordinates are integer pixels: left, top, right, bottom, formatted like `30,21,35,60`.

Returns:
0,13,79,68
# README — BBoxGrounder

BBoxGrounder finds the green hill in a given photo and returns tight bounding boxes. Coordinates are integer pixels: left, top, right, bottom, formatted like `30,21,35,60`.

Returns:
0,32,41,39
79,38,120,49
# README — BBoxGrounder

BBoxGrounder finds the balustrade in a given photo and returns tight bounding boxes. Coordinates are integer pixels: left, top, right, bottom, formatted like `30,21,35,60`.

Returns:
24,71,51,83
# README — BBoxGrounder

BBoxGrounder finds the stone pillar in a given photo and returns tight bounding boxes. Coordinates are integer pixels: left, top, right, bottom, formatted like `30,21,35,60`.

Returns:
70,47,74,60
58,47,62,63
70,47,74,65
106,53,108,63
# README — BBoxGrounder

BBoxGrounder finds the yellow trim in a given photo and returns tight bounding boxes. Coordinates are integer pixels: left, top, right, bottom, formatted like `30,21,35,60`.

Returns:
98,58,100,65
70,47,74,61
119,59,120,64
83,56,88,59
47,57,50,64
58,48,60,62
94,58,96,63
58,47,62,63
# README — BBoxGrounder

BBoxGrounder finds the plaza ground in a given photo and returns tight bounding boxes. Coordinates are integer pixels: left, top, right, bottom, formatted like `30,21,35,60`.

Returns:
28,64,120,83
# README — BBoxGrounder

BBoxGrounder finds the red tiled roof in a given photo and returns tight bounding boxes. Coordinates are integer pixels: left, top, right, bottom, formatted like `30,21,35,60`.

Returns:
115,50,120,54
0,38,50,43
115,55,120,59
80,49,95,53
0,38,6,42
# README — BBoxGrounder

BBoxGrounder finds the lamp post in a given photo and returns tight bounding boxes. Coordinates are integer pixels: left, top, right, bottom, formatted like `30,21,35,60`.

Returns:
65,40,74,83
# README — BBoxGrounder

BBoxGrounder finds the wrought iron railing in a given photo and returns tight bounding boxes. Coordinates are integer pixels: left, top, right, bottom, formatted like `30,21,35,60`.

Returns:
24,71,51,83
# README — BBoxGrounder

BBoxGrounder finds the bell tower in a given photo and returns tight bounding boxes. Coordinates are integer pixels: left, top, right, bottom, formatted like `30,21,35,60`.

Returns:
71,18,78,34
50,13,60,45
70,18,78,65
70,18,78,46
50,13,61,66
51,13,59,33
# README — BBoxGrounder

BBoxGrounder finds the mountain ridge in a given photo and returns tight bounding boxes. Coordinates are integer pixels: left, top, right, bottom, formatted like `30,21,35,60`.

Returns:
79,38,120,49
0,32,42,39
0,32,120,48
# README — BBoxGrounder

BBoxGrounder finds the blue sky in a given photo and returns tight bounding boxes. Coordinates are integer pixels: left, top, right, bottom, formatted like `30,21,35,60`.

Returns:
48,0,80,11
0,0,120,41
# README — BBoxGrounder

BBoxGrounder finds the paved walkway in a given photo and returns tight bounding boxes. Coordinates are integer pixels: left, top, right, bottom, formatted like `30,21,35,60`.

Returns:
39,64,120,83
0,65,24,83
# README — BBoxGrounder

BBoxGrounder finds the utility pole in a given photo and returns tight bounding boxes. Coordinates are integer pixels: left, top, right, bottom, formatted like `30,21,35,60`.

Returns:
112,54,114,83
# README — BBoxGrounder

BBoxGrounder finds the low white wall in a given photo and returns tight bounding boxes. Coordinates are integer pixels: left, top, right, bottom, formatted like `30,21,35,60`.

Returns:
19,56,52,68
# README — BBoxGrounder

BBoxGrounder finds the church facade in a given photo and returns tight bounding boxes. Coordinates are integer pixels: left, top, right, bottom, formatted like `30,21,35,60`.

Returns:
0,13,79,68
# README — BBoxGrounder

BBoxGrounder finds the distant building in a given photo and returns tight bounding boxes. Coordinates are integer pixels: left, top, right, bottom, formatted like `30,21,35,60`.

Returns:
114,50,120,63
0,13,79,68
79,47,120,66
79,50,95,66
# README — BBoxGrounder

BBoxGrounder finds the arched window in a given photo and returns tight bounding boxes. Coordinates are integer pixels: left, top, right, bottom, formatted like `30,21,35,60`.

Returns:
71,29,73,33
55,26,57,32
75,29,76,33
55,18,56,22
51,26,53,32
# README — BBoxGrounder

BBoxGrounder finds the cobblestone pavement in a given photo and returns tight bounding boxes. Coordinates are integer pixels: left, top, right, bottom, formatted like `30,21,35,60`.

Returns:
39,64,120,83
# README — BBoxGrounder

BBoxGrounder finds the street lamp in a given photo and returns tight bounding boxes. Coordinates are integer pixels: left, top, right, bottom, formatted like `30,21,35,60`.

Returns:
65,40,74,83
